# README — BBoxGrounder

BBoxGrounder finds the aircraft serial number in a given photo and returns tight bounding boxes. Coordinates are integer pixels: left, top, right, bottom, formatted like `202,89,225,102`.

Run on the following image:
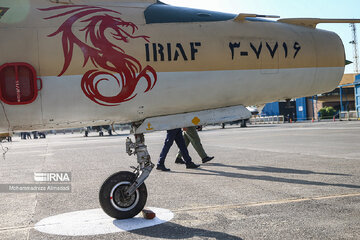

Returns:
229,41,301,60
144,41,301,63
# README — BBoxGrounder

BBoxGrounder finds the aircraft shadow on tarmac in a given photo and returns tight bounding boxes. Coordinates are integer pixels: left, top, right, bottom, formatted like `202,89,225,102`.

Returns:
173,163,360,189
210,163,351,176
202,125,278,132
130,222,243,240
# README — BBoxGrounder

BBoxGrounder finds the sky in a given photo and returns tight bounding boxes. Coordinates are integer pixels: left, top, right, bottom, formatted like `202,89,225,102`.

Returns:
162,0,360,73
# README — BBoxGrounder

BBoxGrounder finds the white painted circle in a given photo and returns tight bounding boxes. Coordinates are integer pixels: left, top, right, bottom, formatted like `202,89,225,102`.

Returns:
34,207,174,236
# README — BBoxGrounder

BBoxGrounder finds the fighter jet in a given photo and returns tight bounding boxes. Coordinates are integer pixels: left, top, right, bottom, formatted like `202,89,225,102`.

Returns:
0,0,359,219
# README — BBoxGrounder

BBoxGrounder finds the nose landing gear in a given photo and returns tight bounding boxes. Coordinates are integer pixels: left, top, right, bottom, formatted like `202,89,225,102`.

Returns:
99,131,154,219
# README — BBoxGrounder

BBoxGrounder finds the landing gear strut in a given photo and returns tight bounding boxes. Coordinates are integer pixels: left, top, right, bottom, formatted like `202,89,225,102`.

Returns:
99,130,154,219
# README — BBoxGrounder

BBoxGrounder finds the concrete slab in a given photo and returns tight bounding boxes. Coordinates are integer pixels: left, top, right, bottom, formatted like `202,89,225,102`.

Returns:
0,121,359,239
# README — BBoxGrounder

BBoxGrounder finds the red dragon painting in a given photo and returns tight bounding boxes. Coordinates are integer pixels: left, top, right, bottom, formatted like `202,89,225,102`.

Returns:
39,5,157,106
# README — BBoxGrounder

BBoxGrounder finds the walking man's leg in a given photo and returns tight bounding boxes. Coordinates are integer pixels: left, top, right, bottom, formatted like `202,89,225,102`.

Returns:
174,129,200,169
176,126,214,164
157,129,178,171
185,127,208,160
175,131,190,164
186,127,214,163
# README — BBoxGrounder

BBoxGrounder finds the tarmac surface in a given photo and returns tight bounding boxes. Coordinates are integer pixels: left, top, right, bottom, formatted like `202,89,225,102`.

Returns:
0,121,359,239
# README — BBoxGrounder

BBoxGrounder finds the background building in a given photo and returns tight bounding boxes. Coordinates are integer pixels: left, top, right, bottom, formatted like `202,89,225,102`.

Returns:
261,74,359,121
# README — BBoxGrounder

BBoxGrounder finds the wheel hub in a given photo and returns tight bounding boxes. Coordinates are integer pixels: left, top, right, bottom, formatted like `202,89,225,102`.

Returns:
110,181,140,211
113,185,136,208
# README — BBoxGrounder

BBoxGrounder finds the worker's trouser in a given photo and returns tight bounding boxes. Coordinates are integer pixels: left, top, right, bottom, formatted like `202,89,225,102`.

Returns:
158,128,192,166
176,126,207,160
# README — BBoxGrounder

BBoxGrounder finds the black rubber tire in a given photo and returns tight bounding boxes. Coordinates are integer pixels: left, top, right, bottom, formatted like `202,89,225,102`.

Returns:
99,171,147,219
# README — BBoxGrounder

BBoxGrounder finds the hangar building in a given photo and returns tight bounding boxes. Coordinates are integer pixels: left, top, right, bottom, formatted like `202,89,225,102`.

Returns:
261,74,360,121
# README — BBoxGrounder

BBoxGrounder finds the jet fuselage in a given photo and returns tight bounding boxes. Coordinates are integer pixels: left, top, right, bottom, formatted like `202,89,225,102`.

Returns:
0,0,346,133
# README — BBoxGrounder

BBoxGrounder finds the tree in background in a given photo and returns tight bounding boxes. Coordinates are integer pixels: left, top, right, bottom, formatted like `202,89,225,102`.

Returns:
318,106,336,119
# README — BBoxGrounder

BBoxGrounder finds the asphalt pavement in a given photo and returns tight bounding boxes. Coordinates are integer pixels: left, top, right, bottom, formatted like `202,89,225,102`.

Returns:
0,121,359,239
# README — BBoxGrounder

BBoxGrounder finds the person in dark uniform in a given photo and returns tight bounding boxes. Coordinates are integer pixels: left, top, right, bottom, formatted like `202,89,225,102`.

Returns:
26,132,32,139
157,128,200,171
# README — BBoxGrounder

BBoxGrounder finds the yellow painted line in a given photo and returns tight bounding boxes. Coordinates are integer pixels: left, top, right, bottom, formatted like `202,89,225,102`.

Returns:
173,192,360,213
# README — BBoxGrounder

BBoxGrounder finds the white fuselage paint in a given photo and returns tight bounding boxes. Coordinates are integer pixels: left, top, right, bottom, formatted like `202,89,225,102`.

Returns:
0,66,344,132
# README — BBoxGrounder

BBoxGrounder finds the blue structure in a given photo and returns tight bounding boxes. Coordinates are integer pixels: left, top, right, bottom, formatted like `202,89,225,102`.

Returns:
261,102,280,116
340,86,344,112
262,98,308,121
262,74,359,120
339,75,359,114
339,85,351,112
296,97,307,121
355,75,360,118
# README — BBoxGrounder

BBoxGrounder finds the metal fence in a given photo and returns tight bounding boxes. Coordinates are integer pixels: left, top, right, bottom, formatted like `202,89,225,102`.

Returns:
340,111,359,121
250,115,285,124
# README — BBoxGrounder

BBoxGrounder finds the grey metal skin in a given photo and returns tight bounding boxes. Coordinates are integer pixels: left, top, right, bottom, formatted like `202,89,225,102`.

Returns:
125,132,154,196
